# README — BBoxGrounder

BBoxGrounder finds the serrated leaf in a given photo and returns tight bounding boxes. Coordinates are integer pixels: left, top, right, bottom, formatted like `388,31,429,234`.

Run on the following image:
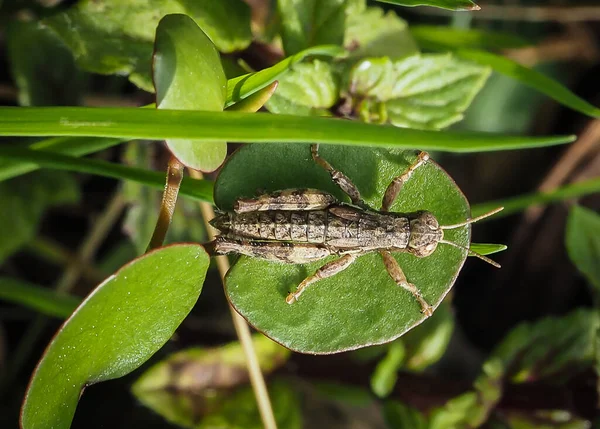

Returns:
21,244,209,429
7,20,84,106
347,54,491,130
374,0,478,11
226,45,345,108
45,0,251,92
154,14,227,171
277,0,347,56
344,6,418,60
566,205,600,293
133,334,290,428
383,400,428,429
0,171,79,263
266,60,339,116
214,144,472,354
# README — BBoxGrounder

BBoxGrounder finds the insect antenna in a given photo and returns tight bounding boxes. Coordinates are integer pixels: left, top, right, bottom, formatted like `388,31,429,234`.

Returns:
439,239,501,268
440,207,504,230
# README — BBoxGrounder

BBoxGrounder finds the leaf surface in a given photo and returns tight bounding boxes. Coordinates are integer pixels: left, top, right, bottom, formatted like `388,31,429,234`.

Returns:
21,244,209,429
214,144,472,353
566,205,600,293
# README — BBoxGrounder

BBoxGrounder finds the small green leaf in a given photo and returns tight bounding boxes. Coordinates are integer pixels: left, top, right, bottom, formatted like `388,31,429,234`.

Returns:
21,244,209,429
347,54,490,130
455,49,600,119
226,45,345,108
374,0,478,10
226,82,279,113
7,20,84,106
0,277,79,319
411,26,530,51
383,400,428,429
45,0,251,91
371,342,405,398
428,392,483,429
215,144,472,353
566,205,600,293
0,171,79,263
133,334,290,427
154,14,227,172
345,6,418,59
277,0,347,56
266,60,339,116
470,243,507,256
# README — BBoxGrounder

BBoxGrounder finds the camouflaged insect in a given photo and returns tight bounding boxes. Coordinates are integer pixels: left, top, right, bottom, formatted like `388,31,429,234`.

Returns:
211,145,501,317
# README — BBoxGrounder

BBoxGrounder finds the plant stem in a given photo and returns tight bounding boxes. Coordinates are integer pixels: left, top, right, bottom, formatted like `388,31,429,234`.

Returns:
190,168,278,429
147,156,184,251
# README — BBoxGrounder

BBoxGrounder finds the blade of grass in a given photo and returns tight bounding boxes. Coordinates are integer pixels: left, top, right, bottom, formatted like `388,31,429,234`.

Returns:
472,176,600,219
455,49,600,118
0,146,214,203
0,108,575,152
0,277,79,319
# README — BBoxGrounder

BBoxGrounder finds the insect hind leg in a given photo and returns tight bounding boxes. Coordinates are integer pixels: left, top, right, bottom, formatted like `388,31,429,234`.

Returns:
287,253,358,304
311,144,368,209
381,151,429,212
380,250,433,317
234,189,338,213
215,236,331,264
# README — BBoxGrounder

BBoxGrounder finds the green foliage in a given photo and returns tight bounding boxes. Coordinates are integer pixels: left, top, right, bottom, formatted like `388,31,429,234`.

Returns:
215,143,471,353
411,26,530,51
133,335,291,428
374,0,478,10
0,171,79,262
154,14,227,171
7,20,84,106
566,205,600,294
470,243,507,256
21,244,210,429
383,400,428,428
0,277,79,318
277,0,347,55
347,54,490,129
44,0,251,91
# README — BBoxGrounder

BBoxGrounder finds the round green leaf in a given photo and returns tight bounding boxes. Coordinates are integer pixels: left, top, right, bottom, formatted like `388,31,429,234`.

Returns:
21,244,209,429
154,14,227,172
214,144,470,354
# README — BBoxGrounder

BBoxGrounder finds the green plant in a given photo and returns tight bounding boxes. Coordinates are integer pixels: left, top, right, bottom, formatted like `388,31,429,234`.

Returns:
0,1,599,428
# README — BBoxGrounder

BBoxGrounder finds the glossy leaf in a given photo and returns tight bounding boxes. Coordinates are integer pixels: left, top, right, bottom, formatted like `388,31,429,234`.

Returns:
470,243,507,256
456,49,600,118
0,107,576,152
133,334,290,427
411,26,530,51
214,144,471,353
45,0,251,91
0,277,79,319
266,60,339,116
226,45,345,108
345,6,418,60
277,0,347,56
347,54,491,130
154,14,227,171
566,205,600,292
7,20,84,106
374,0,478,10
0,171,79,263
21,244,209,429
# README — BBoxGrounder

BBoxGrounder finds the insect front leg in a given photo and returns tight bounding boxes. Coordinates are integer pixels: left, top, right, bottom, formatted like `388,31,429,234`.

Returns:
381,151,429,212
380,250,433,317
287,253,358,304
311,144,368,209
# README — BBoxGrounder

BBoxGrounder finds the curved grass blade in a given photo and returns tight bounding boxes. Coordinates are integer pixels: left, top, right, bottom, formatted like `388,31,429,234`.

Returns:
0,147,214,203
374,0,479,11
455,49,600,118
21,244,209,429
470,243,507,256
411,26,530,51
472,176,600,219
0,107,576,153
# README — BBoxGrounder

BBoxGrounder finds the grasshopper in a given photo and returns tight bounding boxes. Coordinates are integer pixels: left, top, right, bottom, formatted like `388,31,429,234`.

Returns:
211,145,502,317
